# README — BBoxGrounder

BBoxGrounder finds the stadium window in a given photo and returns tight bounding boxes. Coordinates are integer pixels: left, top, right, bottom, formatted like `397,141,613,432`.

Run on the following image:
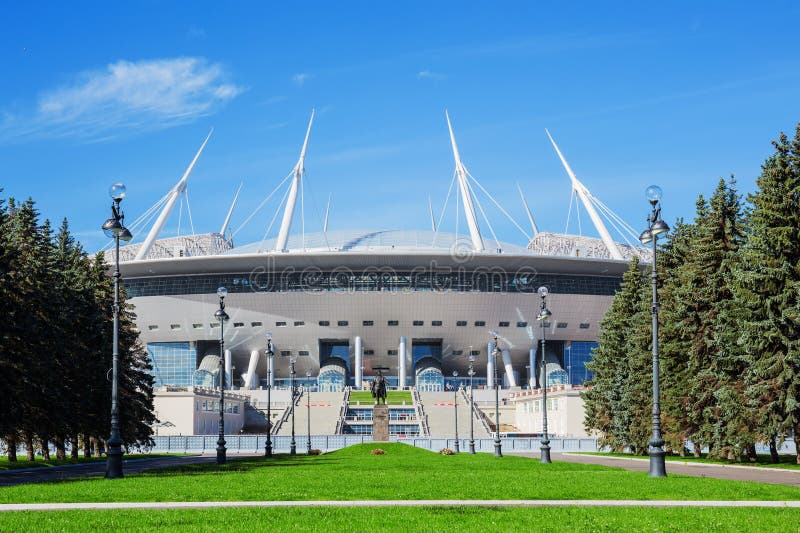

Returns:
294,321,305,327
280,350,292,357
363,320,374,326
318,320,330,326
298,350,310,356
170,324,181,330
338,320,349,326
251,321,262,327
276,321,287,327
542,322,552,328
388,320,399,326
211,323,220,328
192,323,203,329
452,350,464,356
456,320,467,327
474,321,486,327
557,322,568,329
148,325,159,331
233,322,244,328
431,320,443,326
579,323,591,329
470,350,481,356
364,349,375,355
498,321,510,328
413,320,424,326
516,321,527,328
388,349,398,356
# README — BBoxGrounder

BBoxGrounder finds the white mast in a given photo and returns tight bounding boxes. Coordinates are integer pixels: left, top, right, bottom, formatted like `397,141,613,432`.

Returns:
517,182,539,236
275,110,314,252
428,195,436,231
135,129,213,260
445,111,484,252
323,192,331,233
545,129,623,260
219,182,242,237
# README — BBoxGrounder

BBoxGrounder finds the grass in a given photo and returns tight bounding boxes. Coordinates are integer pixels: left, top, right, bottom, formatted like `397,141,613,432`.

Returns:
348,391,413,405
577,452,800,470
3,507,800,532
1,443,799,504
0,454,184,471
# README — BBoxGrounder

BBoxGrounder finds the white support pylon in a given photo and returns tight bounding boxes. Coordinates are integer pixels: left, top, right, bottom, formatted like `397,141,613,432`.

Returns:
220,182,243,237
323,193,331,233
517,182,539,236
135,130,213,260
275,110,315,252
545,129,623,260
446,111,484,252
428,195,436,232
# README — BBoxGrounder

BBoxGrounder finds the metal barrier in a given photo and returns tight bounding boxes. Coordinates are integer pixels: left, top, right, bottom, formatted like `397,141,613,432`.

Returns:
147,435,599,454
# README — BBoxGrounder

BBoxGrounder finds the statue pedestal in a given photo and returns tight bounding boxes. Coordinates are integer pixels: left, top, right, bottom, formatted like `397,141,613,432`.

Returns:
373,405,389,442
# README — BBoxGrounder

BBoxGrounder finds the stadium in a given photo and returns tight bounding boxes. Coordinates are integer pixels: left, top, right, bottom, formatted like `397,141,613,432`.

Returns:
113,112,649,439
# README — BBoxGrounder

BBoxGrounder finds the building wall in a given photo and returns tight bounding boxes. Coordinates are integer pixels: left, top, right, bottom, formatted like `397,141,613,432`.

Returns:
511,386,589,438
153,387,247,436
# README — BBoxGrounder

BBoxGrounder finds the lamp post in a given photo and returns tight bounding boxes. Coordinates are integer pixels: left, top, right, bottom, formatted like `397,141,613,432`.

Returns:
306,370,312,454
537,286,552,465
639,185,670,478
452,370,460,453
468,354,476,454
101,183,132,479
214,287,230,465
492,336,502,458
289,357,297,455
264,333,274,458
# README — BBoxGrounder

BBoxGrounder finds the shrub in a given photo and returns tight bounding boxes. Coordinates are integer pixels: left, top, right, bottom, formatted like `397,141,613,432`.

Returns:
309,449,322,456
371,448,386,455
439,448,455,455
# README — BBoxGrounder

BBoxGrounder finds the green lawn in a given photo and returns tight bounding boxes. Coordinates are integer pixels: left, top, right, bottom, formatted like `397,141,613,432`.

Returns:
3,507,800,532
577,452,800,470
0,454,184,471
1,443,798,504
348,391,413,405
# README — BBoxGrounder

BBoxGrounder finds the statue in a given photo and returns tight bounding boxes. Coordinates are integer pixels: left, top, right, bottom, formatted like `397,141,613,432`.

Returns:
371,371,387,405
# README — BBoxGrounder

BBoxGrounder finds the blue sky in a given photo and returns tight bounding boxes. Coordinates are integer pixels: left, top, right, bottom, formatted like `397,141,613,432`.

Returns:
2,1,799,252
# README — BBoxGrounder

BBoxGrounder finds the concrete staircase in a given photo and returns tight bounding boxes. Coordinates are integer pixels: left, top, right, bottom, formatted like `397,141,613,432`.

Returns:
275,390,345,436
417,391,491,438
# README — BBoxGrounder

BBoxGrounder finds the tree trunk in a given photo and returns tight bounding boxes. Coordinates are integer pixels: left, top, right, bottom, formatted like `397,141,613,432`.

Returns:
769,436,779,463
40,434,51,461
55,436,66,460
679,437,686,457
794,424,800,465
747,444,757,462
693,442,701,458
70,436,79,460
6,434,17,462
83,434,91,458
24,432,35,461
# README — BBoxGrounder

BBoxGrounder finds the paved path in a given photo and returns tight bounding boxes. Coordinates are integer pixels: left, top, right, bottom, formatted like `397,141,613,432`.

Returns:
1,500,800,512
0,456,222,487
545,453,800,487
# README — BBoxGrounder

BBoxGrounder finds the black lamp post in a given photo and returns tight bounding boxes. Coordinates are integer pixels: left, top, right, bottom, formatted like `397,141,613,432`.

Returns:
264,333,274,458
289,357,297,455
468,354,476,454
101,182,132,479
452,370,460,453
214,286,229,465
639,185,670,478
306,370,312,454
492,336,502,458
537,286,552,465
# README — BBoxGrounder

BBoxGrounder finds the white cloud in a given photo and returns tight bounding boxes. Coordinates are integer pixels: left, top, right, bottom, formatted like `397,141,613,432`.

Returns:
417,70,446,81
0,57,242,142
291,73,312,87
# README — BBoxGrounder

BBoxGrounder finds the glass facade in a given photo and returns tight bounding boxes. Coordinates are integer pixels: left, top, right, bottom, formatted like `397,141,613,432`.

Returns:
148,342,197,387
416,368,444,392
565,341,597,386
318,369,346,392
125,271,622,298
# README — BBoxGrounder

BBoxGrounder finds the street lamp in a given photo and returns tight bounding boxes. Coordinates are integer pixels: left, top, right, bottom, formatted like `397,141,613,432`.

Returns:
639,185,670,478
537,286,552,465
452,370,460,453
264,333,274,458
289,357,297,455
468,354,476,454
215,286,230,465
306,370,312,454
492,336,502,458
102,182,132,479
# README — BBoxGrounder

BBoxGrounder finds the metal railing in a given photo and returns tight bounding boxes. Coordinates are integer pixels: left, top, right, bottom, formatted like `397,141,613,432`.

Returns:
335,387,350,435
411,388,430,437
465,388,495,435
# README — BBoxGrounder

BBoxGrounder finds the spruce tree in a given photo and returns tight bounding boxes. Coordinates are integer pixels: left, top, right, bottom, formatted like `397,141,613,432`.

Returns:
731,126,800,464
